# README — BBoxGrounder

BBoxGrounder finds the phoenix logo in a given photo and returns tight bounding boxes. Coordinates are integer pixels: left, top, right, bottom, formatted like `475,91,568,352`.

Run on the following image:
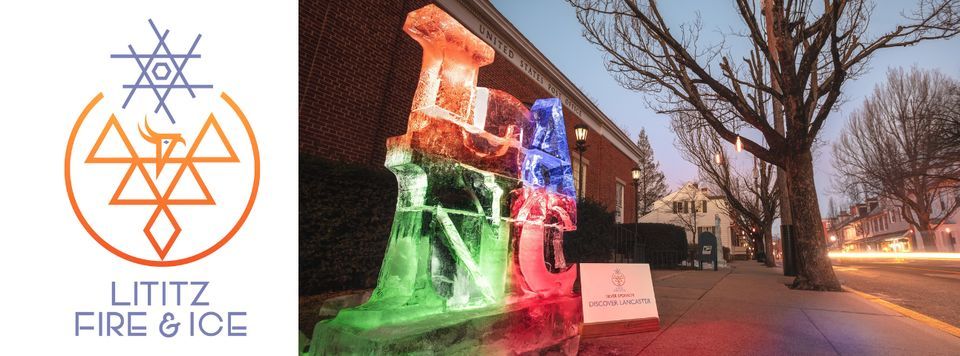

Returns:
65,20,259,266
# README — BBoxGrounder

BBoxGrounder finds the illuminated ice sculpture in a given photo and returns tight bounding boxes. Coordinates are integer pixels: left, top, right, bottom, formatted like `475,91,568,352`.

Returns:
310,5,582,354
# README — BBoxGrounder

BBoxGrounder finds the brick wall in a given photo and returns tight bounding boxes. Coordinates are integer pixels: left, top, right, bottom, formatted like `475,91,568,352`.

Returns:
300,0,637,218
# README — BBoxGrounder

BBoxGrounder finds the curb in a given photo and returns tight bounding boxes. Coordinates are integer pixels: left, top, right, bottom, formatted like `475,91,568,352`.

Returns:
843,285,960,339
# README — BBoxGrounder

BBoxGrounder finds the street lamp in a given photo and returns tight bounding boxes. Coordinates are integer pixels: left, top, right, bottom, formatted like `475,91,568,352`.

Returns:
574,124,589,199
631,166,642,223
631,166,642,263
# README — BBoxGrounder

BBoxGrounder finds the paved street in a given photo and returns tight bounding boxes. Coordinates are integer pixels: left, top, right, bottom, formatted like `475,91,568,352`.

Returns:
833,258,960,329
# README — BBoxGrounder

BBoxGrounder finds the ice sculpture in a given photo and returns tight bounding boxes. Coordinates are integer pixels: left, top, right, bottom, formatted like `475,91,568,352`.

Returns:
310,5,581,354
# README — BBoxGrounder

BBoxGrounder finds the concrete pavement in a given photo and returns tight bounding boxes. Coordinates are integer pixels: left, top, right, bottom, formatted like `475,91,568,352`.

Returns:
580,261,960,355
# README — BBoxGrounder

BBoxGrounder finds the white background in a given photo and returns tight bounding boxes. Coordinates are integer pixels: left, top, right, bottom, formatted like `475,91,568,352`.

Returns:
0,1,297,354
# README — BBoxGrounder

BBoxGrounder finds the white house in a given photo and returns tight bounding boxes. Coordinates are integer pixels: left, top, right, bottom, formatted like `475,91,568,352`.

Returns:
639,182,746,262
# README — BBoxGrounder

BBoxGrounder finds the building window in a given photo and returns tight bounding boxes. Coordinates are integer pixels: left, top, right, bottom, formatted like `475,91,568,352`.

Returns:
702,201,708,213
615,181,625,223
697,226,717,235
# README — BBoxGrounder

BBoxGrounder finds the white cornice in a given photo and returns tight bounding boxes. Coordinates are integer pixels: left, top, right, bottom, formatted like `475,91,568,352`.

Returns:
436,0,643,163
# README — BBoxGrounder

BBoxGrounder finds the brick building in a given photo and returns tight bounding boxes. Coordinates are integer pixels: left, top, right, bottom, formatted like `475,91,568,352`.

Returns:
300,0,644,220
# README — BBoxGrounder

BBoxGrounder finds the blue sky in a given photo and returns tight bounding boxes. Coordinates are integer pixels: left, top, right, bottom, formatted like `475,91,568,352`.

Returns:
490,0,960,214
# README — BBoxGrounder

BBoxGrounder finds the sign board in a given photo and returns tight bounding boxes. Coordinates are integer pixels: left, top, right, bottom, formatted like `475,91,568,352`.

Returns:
580,263,660,337
698,232,719,271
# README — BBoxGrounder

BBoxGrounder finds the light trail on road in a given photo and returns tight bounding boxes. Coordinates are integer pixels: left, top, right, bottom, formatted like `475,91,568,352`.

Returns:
828,252,960,260
831,258,960,329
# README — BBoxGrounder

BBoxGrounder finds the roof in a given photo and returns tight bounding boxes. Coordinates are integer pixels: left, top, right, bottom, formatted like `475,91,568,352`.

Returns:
853,229,911,244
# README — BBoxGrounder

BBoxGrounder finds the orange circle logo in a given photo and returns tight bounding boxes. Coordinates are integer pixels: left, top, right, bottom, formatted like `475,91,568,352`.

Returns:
65,92,259,266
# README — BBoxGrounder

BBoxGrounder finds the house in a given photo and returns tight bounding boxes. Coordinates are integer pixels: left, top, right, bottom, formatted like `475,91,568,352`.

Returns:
826,195,959,252
638,182,745,261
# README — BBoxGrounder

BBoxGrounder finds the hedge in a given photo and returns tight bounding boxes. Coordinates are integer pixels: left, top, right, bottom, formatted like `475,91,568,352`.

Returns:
561,200,688,266
300,158,692,296
299,155,395,296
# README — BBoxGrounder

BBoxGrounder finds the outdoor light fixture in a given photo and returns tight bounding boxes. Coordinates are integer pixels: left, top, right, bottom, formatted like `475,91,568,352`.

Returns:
631,166,642,181
574,124,588,199
715,152,721,164
574,124,588,144
735,135,743,152
830,235,837,242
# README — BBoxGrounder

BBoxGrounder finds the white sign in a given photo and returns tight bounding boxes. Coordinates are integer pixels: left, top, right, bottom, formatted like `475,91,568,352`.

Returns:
580,263,659,324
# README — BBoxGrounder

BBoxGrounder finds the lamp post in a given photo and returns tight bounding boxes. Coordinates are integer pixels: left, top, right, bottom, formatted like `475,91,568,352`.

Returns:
631,166,642,262
574,124,589,199
573,124,589,263
948,227,955,252
631,166,642,224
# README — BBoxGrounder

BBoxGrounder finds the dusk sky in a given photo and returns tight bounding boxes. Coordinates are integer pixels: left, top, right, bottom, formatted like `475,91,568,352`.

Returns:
491,0,960,214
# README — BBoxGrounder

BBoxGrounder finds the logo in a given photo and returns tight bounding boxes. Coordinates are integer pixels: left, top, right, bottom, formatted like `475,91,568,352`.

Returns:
611,268,626,292
65,20,259,266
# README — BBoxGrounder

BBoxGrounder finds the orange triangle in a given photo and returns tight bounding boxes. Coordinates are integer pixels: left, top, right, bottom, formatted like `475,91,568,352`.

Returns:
87,115,137,163
190,114,239,162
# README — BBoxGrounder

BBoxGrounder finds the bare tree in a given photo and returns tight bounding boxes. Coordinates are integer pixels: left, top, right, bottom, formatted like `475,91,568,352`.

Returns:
569,0,960,290
636,128,669,217
673,117,780,267
833,67,960,251
933,79,960,160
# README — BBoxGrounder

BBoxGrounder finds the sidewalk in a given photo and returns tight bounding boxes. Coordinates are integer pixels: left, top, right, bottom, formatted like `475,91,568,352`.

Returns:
581,261,960,355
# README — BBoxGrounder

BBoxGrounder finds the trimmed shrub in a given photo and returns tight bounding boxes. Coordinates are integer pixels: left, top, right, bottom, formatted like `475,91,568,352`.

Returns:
563,202,688,267
299,155,396,296
622,223,689,267
563,198,616,263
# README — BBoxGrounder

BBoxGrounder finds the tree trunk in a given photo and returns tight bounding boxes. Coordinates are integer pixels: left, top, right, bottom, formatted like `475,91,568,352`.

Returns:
763,224,776,267
916,215,940,252
786,150,841,291
920,230,940,252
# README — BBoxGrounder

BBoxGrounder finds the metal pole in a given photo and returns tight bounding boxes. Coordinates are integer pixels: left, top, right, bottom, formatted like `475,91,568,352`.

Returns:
577,146,584,264
578,149,584,199
634,179,640,263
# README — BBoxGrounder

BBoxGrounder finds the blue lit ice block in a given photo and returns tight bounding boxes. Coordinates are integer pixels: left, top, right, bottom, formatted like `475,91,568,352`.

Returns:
520,98,576,198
